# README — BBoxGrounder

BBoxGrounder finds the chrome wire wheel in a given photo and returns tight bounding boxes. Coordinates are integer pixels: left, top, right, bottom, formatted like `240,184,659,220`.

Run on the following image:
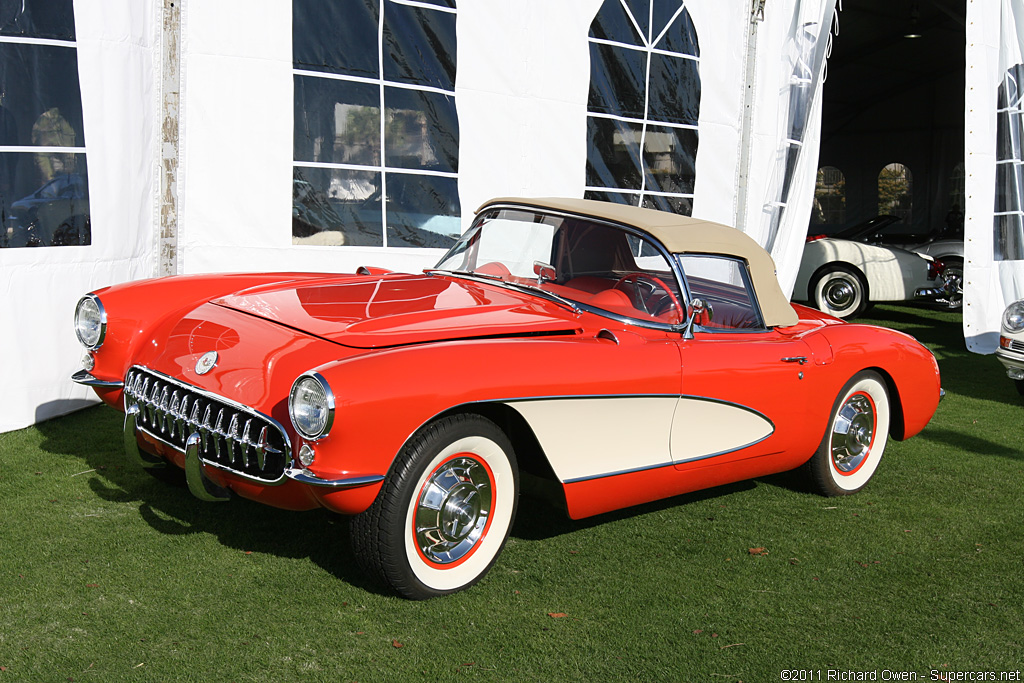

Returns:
807,371,890,496
830,393,876,475
413,455,494,565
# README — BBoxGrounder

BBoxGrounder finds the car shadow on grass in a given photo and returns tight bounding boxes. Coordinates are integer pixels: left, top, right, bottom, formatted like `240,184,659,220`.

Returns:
33,404,388,596
512,476,757,541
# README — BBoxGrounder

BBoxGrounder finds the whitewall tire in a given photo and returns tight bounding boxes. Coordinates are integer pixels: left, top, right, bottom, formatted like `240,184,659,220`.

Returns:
807,371,890,496
350,414,518,599
811,266,868,319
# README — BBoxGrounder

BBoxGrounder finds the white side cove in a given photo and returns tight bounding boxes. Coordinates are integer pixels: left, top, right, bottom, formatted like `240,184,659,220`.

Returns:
506,396,774,483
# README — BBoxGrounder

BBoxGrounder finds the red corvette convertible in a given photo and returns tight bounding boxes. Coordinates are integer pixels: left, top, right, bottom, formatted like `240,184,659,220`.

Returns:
72,197,941,599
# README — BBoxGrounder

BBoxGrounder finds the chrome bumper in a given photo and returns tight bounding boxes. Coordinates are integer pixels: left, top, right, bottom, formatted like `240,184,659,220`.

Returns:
119,366,384,502
71,370,123,388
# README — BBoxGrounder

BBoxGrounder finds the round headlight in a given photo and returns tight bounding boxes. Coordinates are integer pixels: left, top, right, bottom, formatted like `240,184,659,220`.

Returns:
74,295,106,349
1004,301,1024,333
289,374,334,440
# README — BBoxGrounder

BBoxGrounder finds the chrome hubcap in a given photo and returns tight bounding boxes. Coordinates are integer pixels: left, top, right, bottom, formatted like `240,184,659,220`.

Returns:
830,394,875,473
415,456,492,564
824,279,857,310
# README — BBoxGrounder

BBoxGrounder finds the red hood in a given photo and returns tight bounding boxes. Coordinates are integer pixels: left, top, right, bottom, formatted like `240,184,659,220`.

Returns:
212,274,581,348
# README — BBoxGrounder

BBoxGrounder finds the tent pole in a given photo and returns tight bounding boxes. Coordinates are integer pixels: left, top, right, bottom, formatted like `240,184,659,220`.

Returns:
735,0,766,234
159,0,181,276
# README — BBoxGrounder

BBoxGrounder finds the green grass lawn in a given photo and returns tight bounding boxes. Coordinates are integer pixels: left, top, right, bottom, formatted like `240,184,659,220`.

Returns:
1,304,1021,682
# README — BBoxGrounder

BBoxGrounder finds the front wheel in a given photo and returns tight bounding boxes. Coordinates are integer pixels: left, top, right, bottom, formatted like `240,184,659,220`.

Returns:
810,266,868,319
938,257,963,311
350,414,519,599
805,371,891,496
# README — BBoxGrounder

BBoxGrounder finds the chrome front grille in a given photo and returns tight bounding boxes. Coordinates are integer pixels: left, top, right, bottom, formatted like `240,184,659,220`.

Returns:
1011,339,1024,353
123,366,292,484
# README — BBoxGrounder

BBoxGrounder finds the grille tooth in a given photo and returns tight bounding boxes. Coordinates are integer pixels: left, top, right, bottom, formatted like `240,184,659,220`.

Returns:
227,413,241,466
122,366,290,483
168,391,182,439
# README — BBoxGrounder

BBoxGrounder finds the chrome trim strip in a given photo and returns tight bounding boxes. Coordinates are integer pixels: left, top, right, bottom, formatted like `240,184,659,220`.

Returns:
563,461,675,484
284,468,385,489
72,369,123,388
185,433,231,502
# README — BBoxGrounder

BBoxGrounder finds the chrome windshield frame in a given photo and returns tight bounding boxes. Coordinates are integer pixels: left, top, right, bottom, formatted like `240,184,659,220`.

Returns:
431,203,692,333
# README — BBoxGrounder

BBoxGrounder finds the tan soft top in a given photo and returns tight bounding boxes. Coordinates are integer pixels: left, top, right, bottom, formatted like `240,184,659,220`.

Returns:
478,197,799,328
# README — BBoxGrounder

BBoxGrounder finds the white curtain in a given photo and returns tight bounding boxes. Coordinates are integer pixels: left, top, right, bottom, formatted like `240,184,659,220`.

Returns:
964,0,1024,353
0,0,159,433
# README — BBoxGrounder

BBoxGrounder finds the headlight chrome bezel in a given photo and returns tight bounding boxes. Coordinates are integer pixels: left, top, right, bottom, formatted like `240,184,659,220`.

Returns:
288,373,335,441
1003,301,1024,334
74,294,107,350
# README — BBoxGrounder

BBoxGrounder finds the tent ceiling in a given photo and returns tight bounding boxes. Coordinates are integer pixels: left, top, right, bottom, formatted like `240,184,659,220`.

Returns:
823,0,965,131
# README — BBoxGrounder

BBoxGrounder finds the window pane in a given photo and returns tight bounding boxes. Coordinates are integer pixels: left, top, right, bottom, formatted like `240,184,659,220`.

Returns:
589,0,644,46
292,167,383,246
1,153,89,247
813,166,846,225
647,53,700,125
293,0,379,77
385,173,460,248
655,6,699,57
586,117,643,190
384,87,458,173
995,162,1023,214
0,0,76,40
642,125,697,195
584,190,640,206
679,255,762,330
294,76,381,165
878,163,912,223
383,2,456,90
0,43,85,147
640,193,692,215
588,43,646,120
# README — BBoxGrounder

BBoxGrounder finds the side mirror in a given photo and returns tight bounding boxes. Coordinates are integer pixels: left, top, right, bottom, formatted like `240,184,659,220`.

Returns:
683,298,711,339
533,261,556,282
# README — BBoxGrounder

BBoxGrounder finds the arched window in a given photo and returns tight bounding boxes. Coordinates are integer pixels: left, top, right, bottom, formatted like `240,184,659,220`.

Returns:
994,64,1024,261
585,0,700,215
292,0,459,248
0,0,90,248
877,163,913,223
812,166,845,225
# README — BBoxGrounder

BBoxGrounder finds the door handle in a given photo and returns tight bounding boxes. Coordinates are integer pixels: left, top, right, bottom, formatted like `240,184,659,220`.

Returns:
781,356,809,365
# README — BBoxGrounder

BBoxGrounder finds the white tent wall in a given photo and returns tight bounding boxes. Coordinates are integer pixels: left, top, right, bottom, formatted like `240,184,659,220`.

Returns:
1,0,838,434
177,0,829,287
964,0,1024,353
0,1,159,433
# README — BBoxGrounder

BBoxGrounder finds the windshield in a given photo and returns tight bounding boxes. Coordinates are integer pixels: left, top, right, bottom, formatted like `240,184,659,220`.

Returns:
434,207,684,325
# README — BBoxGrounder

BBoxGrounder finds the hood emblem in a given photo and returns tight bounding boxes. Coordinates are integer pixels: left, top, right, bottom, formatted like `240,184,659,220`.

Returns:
195,351,218,375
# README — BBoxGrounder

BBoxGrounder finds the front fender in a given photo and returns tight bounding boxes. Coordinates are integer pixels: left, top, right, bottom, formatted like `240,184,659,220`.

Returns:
293,332,682,485
79,272,346,406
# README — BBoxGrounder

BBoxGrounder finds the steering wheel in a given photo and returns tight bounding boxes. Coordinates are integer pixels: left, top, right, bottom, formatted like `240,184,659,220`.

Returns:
612,273,682,318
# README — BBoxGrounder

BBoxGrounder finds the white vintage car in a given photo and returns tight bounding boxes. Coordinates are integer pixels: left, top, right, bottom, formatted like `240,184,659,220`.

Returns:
794,229,953,319
996,299,1024,395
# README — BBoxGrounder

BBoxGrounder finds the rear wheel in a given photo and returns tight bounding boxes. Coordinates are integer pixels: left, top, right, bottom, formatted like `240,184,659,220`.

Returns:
806,371,890,496
350,414,519,599
811,266,868,319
